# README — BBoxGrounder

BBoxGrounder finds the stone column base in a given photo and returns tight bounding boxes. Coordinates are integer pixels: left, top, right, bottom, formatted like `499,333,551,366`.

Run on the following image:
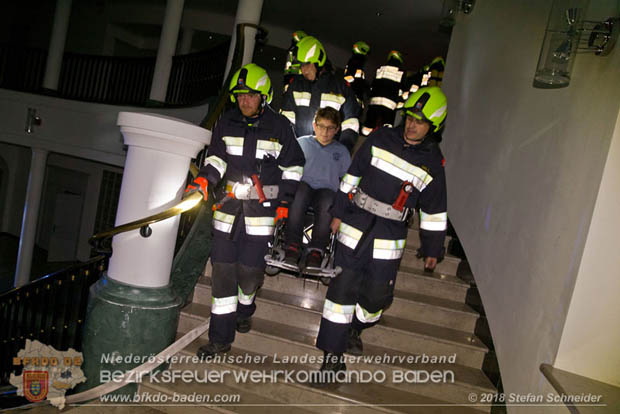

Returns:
79,274,182,396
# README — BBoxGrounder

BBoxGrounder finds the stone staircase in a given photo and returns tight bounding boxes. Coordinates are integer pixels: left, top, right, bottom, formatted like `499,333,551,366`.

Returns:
138,226,499,413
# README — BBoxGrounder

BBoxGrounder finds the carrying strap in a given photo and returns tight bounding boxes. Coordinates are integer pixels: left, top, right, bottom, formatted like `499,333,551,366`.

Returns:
352,189,409,222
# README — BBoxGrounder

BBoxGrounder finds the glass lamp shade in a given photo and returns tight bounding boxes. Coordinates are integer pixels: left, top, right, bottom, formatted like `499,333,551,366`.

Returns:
439,0,459,29
533,0,589,88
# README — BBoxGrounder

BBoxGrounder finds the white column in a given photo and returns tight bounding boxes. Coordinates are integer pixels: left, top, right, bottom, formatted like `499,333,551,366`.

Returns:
43,0,73,90
179,27,194,55
222,0,264,84
107,113,210,288
14,148,49,287
149,0,185,102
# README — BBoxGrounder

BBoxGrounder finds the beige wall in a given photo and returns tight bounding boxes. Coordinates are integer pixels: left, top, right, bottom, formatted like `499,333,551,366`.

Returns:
0,89,210,167
555,108,620,386
441,0,620,411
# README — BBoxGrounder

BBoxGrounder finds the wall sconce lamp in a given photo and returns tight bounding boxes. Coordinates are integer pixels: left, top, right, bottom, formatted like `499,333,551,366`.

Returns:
533,0,619,89
439,0,476,30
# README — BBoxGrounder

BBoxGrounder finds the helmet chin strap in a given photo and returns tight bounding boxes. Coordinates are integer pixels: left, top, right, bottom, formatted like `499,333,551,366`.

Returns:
404,130,432,146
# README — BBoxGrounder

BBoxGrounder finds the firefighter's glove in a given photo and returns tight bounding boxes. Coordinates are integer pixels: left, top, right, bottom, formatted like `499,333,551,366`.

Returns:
185,177,209,201
274,206,288,224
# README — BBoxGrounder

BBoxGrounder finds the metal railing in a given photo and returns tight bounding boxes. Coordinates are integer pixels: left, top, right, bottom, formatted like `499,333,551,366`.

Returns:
166,43,228,105
0,256,107,384
0,42,227,106
0,44,46,92
58,53,155,105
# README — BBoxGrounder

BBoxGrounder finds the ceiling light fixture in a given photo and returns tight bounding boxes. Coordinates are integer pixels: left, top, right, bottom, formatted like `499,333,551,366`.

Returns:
439,0,476,29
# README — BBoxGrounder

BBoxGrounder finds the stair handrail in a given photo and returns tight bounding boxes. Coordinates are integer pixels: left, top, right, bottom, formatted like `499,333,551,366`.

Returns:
0,42,228,107
88,190,202,255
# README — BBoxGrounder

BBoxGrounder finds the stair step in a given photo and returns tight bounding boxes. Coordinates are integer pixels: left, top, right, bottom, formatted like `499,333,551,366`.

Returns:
139,376,317,414
204,261,473,304
406,229,451,250
400,249,462,276
369,314,487,367
36,403,164,414
389,289,479,332
171,336,490,413
195,277,479,333
171,344,405,414
194,278,321,332
180,303,487,369
395,267,472,302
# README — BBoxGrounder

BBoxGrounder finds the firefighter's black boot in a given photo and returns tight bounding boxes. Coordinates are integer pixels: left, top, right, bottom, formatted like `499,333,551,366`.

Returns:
197,342,231,358
313,352,346,387
236,316,252,333
346,327,363,356
321,352,346,372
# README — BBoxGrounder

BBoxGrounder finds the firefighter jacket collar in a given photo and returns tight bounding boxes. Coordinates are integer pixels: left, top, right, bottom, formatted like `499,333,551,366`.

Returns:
231,105,283,130
395,125,435,152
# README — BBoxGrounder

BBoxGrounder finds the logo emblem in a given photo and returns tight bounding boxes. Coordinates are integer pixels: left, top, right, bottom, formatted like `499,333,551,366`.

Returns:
10,340,86,408
23,371,49,402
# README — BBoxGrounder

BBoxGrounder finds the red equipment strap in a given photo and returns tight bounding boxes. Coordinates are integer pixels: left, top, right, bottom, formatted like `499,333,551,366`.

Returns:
251,174,267,203
392,181,414,212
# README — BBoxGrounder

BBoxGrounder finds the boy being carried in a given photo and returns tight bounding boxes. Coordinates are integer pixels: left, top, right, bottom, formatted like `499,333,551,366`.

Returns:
283,107,351,270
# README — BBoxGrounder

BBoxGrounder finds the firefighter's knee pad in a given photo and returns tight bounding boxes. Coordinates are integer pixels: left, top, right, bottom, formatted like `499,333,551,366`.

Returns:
211,262,239,297
325,267,361,304
237,264,264,295
358,277,396,312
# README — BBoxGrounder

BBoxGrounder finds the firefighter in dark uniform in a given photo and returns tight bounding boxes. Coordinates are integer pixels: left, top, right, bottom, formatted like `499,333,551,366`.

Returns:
186,63,305,357
362,50,406,136
315,86,449,374
426,56,445,87
343,41,370,107
399,68,425,110
283,30,307,91
281,36,361,152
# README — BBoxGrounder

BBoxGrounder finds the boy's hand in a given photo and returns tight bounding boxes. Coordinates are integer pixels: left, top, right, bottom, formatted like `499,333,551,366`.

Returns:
330,217,342,234
424,257,437,272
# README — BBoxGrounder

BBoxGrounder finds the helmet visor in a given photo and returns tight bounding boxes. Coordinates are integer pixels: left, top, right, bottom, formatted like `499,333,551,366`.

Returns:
405,109,428,123
231,85,260,96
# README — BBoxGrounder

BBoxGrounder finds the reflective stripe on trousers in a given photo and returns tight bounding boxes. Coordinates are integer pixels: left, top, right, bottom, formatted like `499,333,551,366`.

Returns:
211,296,237,315
373,238,406,260
322,299,355,324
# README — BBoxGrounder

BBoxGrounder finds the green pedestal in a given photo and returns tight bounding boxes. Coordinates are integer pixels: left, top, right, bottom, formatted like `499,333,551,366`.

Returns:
79,275,182,396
